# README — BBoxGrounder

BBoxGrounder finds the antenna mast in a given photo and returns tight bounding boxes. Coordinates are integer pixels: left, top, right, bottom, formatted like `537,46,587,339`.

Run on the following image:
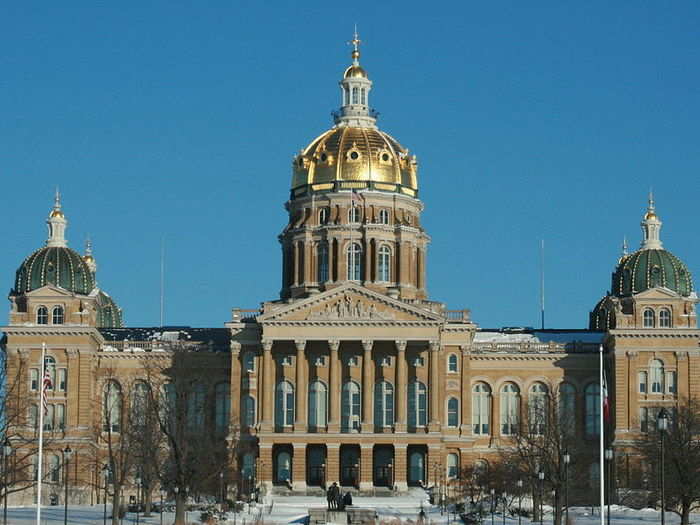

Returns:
540,239,545,330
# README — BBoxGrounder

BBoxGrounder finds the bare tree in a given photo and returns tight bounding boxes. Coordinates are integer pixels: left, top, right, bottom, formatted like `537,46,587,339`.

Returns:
634,397,700,525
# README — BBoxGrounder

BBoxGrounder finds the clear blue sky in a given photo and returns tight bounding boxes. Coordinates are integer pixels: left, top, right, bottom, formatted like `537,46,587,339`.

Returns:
3,2,700,329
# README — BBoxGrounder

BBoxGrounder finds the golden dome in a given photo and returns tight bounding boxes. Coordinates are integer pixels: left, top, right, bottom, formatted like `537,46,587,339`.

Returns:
83,254,94,263
50,209,64,218
644,211,658,220
344,65,367,79
292,126,418,194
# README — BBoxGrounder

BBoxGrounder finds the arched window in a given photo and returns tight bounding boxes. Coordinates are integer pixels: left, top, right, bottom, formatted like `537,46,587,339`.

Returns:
50,454,61,483
52,306,64,325
341,380,361,431
500,383,520,435
44,356,56,391
585,383,600,436
361,88,366,105
319,207,328,224
374,381,394,427
650,359,664,393
559,383,576,433
242,352,255,373
215,383,230,433
378,209,389,224
309,380,328,429
103,380,122,432
408,380,427,428
472,383,490,434
347,242,362,281
242,395,256,428
131,381,150,428
447,397,459,428
352,87,359,104
378,245,391,282
447,354,458,373
447,453,459,479
318,243,329,283
187,382,206,429
349,206,360,223
276,450,292,483
659,308,672,328
275,381,294,427
643,308,655,328
528,383,548,435
37,306,48,325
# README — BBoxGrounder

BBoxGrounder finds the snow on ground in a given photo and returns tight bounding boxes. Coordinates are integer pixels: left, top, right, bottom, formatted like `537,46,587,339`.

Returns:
2,497,699,524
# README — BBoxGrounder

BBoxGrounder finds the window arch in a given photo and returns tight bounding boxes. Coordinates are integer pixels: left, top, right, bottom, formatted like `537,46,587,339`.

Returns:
275,381,294,427
187,382,206,429
374,381,394,427
659,308,672,328
242,352,255,373
500,383,520,435
378,209,389,225
215,383,230,433
650,359,664,393
559,383,576,433
584,383,600,437
378,245,391,282
347,242,362,281
52,306,64,325
447,397,459,428
37,306,48,325
643,308,655,328
472,383,490,434
103,380,122,432
447,354,458,373
309,380,328,429
341,380,361,431
242,395,256,428
318,243,329,283
528,382,548,435
408,380,427,428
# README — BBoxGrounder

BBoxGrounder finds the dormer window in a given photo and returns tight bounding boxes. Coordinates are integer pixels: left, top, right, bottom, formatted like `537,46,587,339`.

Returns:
37,306,48,325
659,308,672,328
52,306,64,325
643,308,655,328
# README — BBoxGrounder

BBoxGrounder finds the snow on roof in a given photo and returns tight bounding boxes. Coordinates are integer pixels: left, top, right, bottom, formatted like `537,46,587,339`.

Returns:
474,330,603,344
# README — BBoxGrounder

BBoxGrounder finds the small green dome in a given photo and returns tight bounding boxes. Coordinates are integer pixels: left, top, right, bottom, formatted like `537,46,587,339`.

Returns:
14,246,95,295
95,290,123,328
612,248,693,297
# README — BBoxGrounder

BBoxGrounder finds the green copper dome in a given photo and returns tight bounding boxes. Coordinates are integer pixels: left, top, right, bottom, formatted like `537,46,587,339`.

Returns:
95,290,123,328
14,246,96,295
612,249,693,297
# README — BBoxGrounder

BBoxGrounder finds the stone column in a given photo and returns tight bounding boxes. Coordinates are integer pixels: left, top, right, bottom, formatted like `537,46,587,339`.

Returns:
259,444,273,493
626,351,638,432
304,236,313,284
327,444,340,485
395,340,407,432
292,443,307,491
230,342,242,431
292,242,299,287
429,341,441,432
328,340,340,432
393,444,408,491
294,340,307,432
360,444,373,491
328,238,335,282
364,238,373,283
427,446,442,486
260,340,274,431
361,340,374,433
459,345,471,436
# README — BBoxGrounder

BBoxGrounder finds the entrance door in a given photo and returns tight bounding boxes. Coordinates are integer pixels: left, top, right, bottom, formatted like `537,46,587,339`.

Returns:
408,449,425,485
340,445,360,487
307,446,326,487
373,446,393,487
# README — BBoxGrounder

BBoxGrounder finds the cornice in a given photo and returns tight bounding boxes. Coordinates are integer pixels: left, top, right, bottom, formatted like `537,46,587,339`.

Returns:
609,329,700,339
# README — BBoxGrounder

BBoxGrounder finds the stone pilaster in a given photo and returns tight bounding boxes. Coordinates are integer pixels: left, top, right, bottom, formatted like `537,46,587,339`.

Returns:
327,237,335,282
395,340,407,433
230,342,241,431
328,340,340,432
359,444,373,491
292,443,307,491
327,444,340,485
429,342,441,432
260,340,274,431
259,444,273,493
460,345,471,436
361,340,374,433
294,340,307,432
393,444,408,491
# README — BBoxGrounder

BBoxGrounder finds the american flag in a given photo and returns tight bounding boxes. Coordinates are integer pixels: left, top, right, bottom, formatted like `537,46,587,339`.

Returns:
41,366,52,415
602,368,610,423
351,189,364,205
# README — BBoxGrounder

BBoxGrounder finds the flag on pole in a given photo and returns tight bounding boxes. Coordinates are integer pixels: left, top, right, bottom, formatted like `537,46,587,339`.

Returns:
603,367,610,423
41,364,52,415
351,189,364,206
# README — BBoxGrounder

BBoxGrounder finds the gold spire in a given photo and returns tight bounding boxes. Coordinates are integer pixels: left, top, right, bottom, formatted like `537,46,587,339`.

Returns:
349,25,361,64
50,187,64,218
644,189,657,220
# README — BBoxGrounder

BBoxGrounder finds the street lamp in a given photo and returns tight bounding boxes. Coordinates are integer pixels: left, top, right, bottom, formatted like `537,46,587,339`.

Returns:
562,450,570,525
516,479,523,525
490,488,495,525
101,464,110,525
159,489,166,525
219,471,225,505
657,408,669,525
604,448,613,525
135,477,142,525
388,463,393,491
3,439,12,525
537,471,545,525
63,446,72,525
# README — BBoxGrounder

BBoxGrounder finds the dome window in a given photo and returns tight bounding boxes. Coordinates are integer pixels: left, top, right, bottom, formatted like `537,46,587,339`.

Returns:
37,306,48,325
52,306,64,325
643,308,655,328
659,308,672,328
352,87,359,104
320,153,328,162
47,263,55,273
348,207,360,224
319,207,329,224
378,209,389,225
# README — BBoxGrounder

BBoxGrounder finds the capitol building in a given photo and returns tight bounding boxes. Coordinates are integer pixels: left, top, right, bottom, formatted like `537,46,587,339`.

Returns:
1,36,696,506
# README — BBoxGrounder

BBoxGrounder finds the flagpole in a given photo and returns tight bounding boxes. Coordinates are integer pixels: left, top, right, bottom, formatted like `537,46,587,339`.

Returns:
599,343,604,525
36,343,46,525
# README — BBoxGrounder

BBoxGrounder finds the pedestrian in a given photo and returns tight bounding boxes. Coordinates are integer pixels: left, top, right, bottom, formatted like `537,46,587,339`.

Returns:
343,491,352,508
329,482,339,510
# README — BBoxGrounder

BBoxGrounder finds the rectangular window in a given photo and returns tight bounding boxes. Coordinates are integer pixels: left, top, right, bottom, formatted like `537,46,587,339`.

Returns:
640,407,648,433
638,371,647,393
56,404,65,430
30,369,39,391
666,371,677,394
58,369,67,392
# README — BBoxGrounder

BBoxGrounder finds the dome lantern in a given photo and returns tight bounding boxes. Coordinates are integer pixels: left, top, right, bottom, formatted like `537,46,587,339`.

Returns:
334,28,377,130
641,191,663,250
47,188,68,248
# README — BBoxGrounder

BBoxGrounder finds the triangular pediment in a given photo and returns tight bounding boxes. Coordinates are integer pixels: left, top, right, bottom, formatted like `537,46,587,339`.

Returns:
258,284,444,323
634,287,682,300
24,284,76,298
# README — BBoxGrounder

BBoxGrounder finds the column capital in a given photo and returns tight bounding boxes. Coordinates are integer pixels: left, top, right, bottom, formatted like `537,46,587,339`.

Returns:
294,340,307,352
460,344,469,355
361,340,374,352
230,341,242,355
395,340,407,352
429,341,441,353
262,339,273,352
626,350,638,358
328,339,340,352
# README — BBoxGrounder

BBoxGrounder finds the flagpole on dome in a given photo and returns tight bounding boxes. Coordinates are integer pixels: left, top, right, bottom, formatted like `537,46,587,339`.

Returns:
599,343,605,525
36,342,47,525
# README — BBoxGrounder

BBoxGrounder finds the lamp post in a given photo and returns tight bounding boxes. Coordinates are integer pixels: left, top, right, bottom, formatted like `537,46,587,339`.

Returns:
604,448,613,525
657,408,669,525
537,471,545,525
320,463,326,489
516,479,523,525
159,489,166,525
62,446,72,525
102,464,110,525
490,488,495,525
562,450,570,525
135,477,141,525
3,439,11,525
388,463,394,491
220,471,224,506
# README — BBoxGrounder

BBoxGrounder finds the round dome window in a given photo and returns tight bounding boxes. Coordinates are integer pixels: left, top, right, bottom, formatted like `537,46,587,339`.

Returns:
350,151,359,160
